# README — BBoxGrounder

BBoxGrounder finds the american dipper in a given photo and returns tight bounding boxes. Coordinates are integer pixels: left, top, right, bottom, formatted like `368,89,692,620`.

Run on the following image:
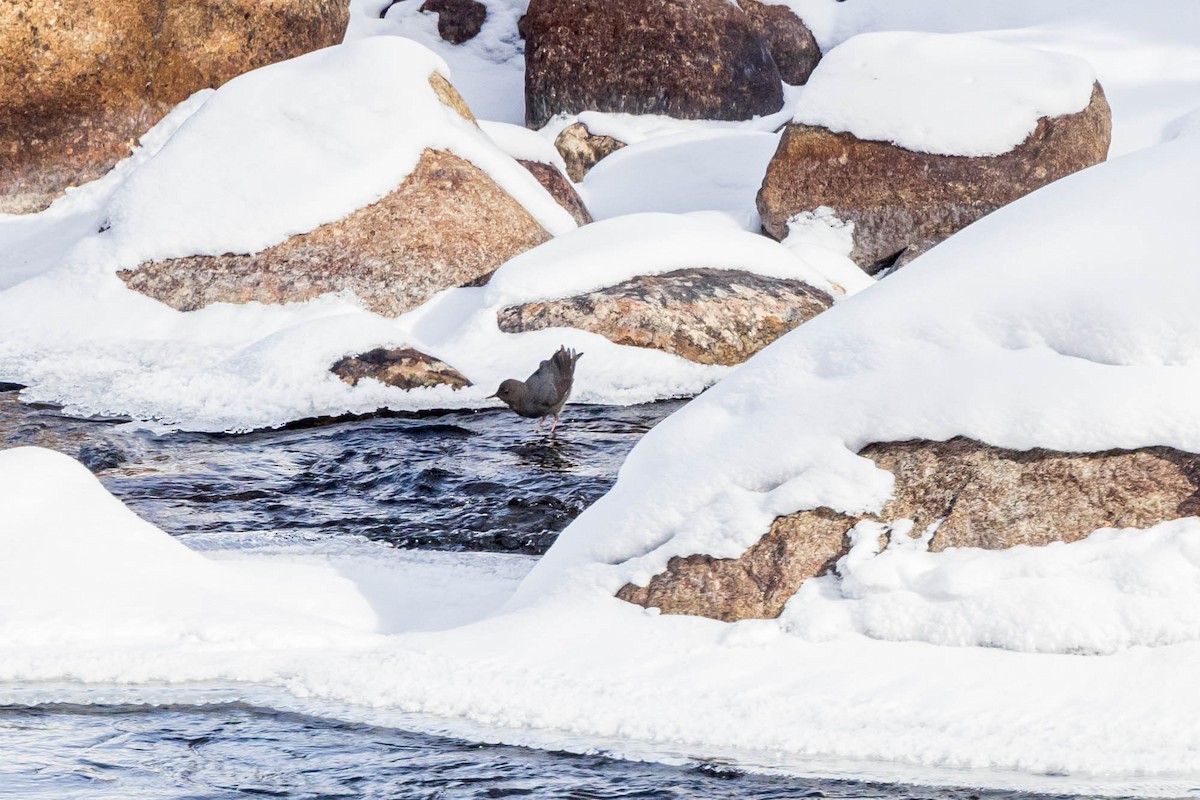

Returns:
489,346,583,434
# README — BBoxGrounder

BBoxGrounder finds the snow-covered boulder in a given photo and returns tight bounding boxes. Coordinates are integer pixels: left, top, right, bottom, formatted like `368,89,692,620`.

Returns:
114,38,577,318
0,0,347,214
757,32,1111,273
736,0,821,85
619,438,1200,620
417,0,488,44
331,347,472,390
521,0,785,129
498,268,833,366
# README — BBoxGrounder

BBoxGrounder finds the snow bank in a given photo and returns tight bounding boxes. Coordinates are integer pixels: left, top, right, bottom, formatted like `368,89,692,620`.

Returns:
6,446,1200,794
578,130,781,229
783,519,1200,654
793,31,1096,157
522,131,1200,608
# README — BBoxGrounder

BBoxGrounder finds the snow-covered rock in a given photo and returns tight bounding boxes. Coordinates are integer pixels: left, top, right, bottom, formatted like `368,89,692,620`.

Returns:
758,32,1111,272
112,37,576,317
620,437,1200,621
1,0,347,214
737,0,821,85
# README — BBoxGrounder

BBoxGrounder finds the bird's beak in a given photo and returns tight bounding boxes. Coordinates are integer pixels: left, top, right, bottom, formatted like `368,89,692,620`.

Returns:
486,392,498,399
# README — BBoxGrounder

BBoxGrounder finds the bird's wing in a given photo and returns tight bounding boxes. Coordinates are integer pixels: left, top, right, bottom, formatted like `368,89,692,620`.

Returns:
525,357,563,407
550,347,579,404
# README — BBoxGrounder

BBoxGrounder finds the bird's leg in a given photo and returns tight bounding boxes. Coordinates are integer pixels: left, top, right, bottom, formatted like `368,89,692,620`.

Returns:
534,416,543,433
550,414,560,435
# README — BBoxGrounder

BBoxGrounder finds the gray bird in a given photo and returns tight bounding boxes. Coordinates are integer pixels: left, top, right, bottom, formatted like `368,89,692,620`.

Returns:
489,346,583,434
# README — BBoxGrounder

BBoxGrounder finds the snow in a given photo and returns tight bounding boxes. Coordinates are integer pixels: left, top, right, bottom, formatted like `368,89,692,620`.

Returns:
781,0,1200,157
578,130,781,229
102,35,573,266
346,0,530,124
5,446,1200,796
793,31,1097,157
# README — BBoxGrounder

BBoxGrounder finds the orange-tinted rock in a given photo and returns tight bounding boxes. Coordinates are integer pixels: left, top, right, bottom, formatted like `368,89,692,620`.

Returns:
497,268,831,365
0,0,348,213
757,83,1111,274
619,437,1200,621
522,0,784,129
118,149,554,317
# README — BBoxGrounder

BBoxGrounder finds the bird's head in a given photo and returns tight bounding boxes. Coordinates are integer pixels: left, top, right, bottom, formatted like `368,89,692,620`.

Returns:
487,379,524,407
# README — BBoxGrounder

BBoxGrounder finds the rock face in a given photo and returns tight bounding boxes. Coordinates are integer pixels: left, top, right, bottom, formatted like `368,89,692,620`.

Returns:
553,122,627,182
496,268,832,366
1,0,348,214
736,0,820,85
618,437,1200,621
331,347,471,390
521,0,784,129
518,160,592,226
757,84,1112,274
118,149,554,317
419,0,487,44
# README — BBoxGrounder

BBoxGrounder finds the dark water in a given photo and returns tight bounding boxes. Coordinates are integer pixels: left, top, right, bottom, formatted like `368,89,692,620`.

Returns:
0,392,679,553
0,391,1075,799
0,703,1058,800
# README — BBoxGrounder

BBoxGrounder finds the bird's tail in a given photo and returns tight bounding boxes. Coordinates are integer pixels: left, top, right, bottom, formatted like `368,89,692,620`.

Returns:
553,345,583,376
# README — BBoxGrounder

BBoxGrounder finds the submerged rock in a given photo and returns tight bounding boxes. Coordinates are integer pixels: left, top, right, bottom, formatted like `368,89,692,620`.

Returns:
78,440,130,472
497,268,832,366
736,0,820,85
521,0,784,129
119,148,553,317
0,0,347,213
619,437,1200,621
758,84,1112,273
553,122,627,182
331,347,472,390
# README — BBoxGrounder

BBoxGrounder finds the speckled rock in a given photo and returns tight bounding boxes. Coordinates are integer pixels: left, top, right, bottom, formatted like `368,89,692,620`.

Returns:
757,83,1111,274
0,0,348,213
618,437,1200,621
518,160,592,226
553,122,627,182
419,0,487,44
736,0,820,85
118,149,554,317
496,268,832,366
521,0,784,129
331,347,472,390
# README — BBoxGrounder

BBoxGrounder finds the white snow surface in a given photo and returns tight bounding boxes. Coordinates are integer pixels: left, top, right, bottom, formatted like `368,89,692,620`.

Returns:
781,0,1200,157
7,446,1200,795
794,31,1096,157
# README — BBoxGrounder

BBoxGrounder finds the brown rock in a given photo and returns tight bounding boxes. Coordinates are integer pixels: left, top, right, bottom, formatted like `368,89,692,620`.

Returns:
496,268,832,366
1,0,348,213
757,83,1112,274
521,0,784,129
419,0,487,44
736,0,820,85
553,122,627,182
518,160,592,226
619,437,1200,620
429,73,477,124
118,149,554,317
331,347,472,390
